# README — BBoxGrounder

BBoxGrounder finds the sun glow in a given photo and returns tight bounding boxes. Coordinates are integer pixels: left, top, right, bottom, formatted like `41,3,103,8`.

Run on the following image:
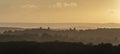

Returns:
1,0,120,23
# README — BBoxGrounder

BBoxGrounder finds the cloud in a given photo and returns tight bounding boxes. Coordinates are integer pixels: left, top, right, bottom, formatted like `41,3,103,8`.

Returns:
108,9,118,14
21,4,38,8
64,2,78,7
49,2,78,8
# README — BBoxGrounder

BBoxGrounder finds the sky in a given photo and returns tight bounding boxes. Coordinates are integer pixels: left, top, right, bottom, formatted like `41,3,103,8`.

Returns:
0,0,120,23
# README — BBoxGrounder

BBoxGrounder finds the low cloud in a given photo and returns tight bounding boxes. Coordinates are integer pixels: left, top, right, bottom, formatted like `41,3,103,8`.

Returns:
49,2,78,8
21,4,38,8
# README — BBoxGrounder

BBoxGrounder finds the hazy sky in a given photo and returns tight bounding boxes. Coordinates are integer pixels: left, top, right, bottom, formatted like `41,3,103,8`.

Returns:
0,0,120,23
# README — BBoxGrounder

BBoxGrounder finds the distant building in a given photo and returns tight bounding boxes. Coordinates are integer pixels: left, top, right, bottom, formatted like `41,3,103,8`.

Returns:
40,27,42,29
69,28,72,31
73,27,76,31
47,27,50,30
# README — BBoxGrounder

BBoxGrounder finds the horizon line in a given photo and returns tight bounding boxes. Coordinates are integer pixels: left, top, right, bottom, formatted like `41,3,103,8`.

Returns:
0,22,119,24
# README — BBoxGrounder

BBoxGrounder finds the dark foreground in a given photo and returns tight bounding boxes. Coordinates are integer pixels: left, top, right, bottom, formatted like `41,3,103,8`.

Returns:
0,41,120,54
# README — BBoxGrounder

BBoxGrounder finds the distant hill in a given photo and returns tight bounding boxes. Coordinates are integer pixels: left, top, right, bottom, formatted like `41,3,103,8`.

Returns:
1,28,120,45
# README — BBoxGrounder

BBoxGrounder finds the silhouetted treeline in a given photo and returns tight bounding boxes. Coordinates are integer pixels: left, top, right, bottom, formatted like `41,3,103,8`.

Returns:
1,28,120,45
0,41,120,54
